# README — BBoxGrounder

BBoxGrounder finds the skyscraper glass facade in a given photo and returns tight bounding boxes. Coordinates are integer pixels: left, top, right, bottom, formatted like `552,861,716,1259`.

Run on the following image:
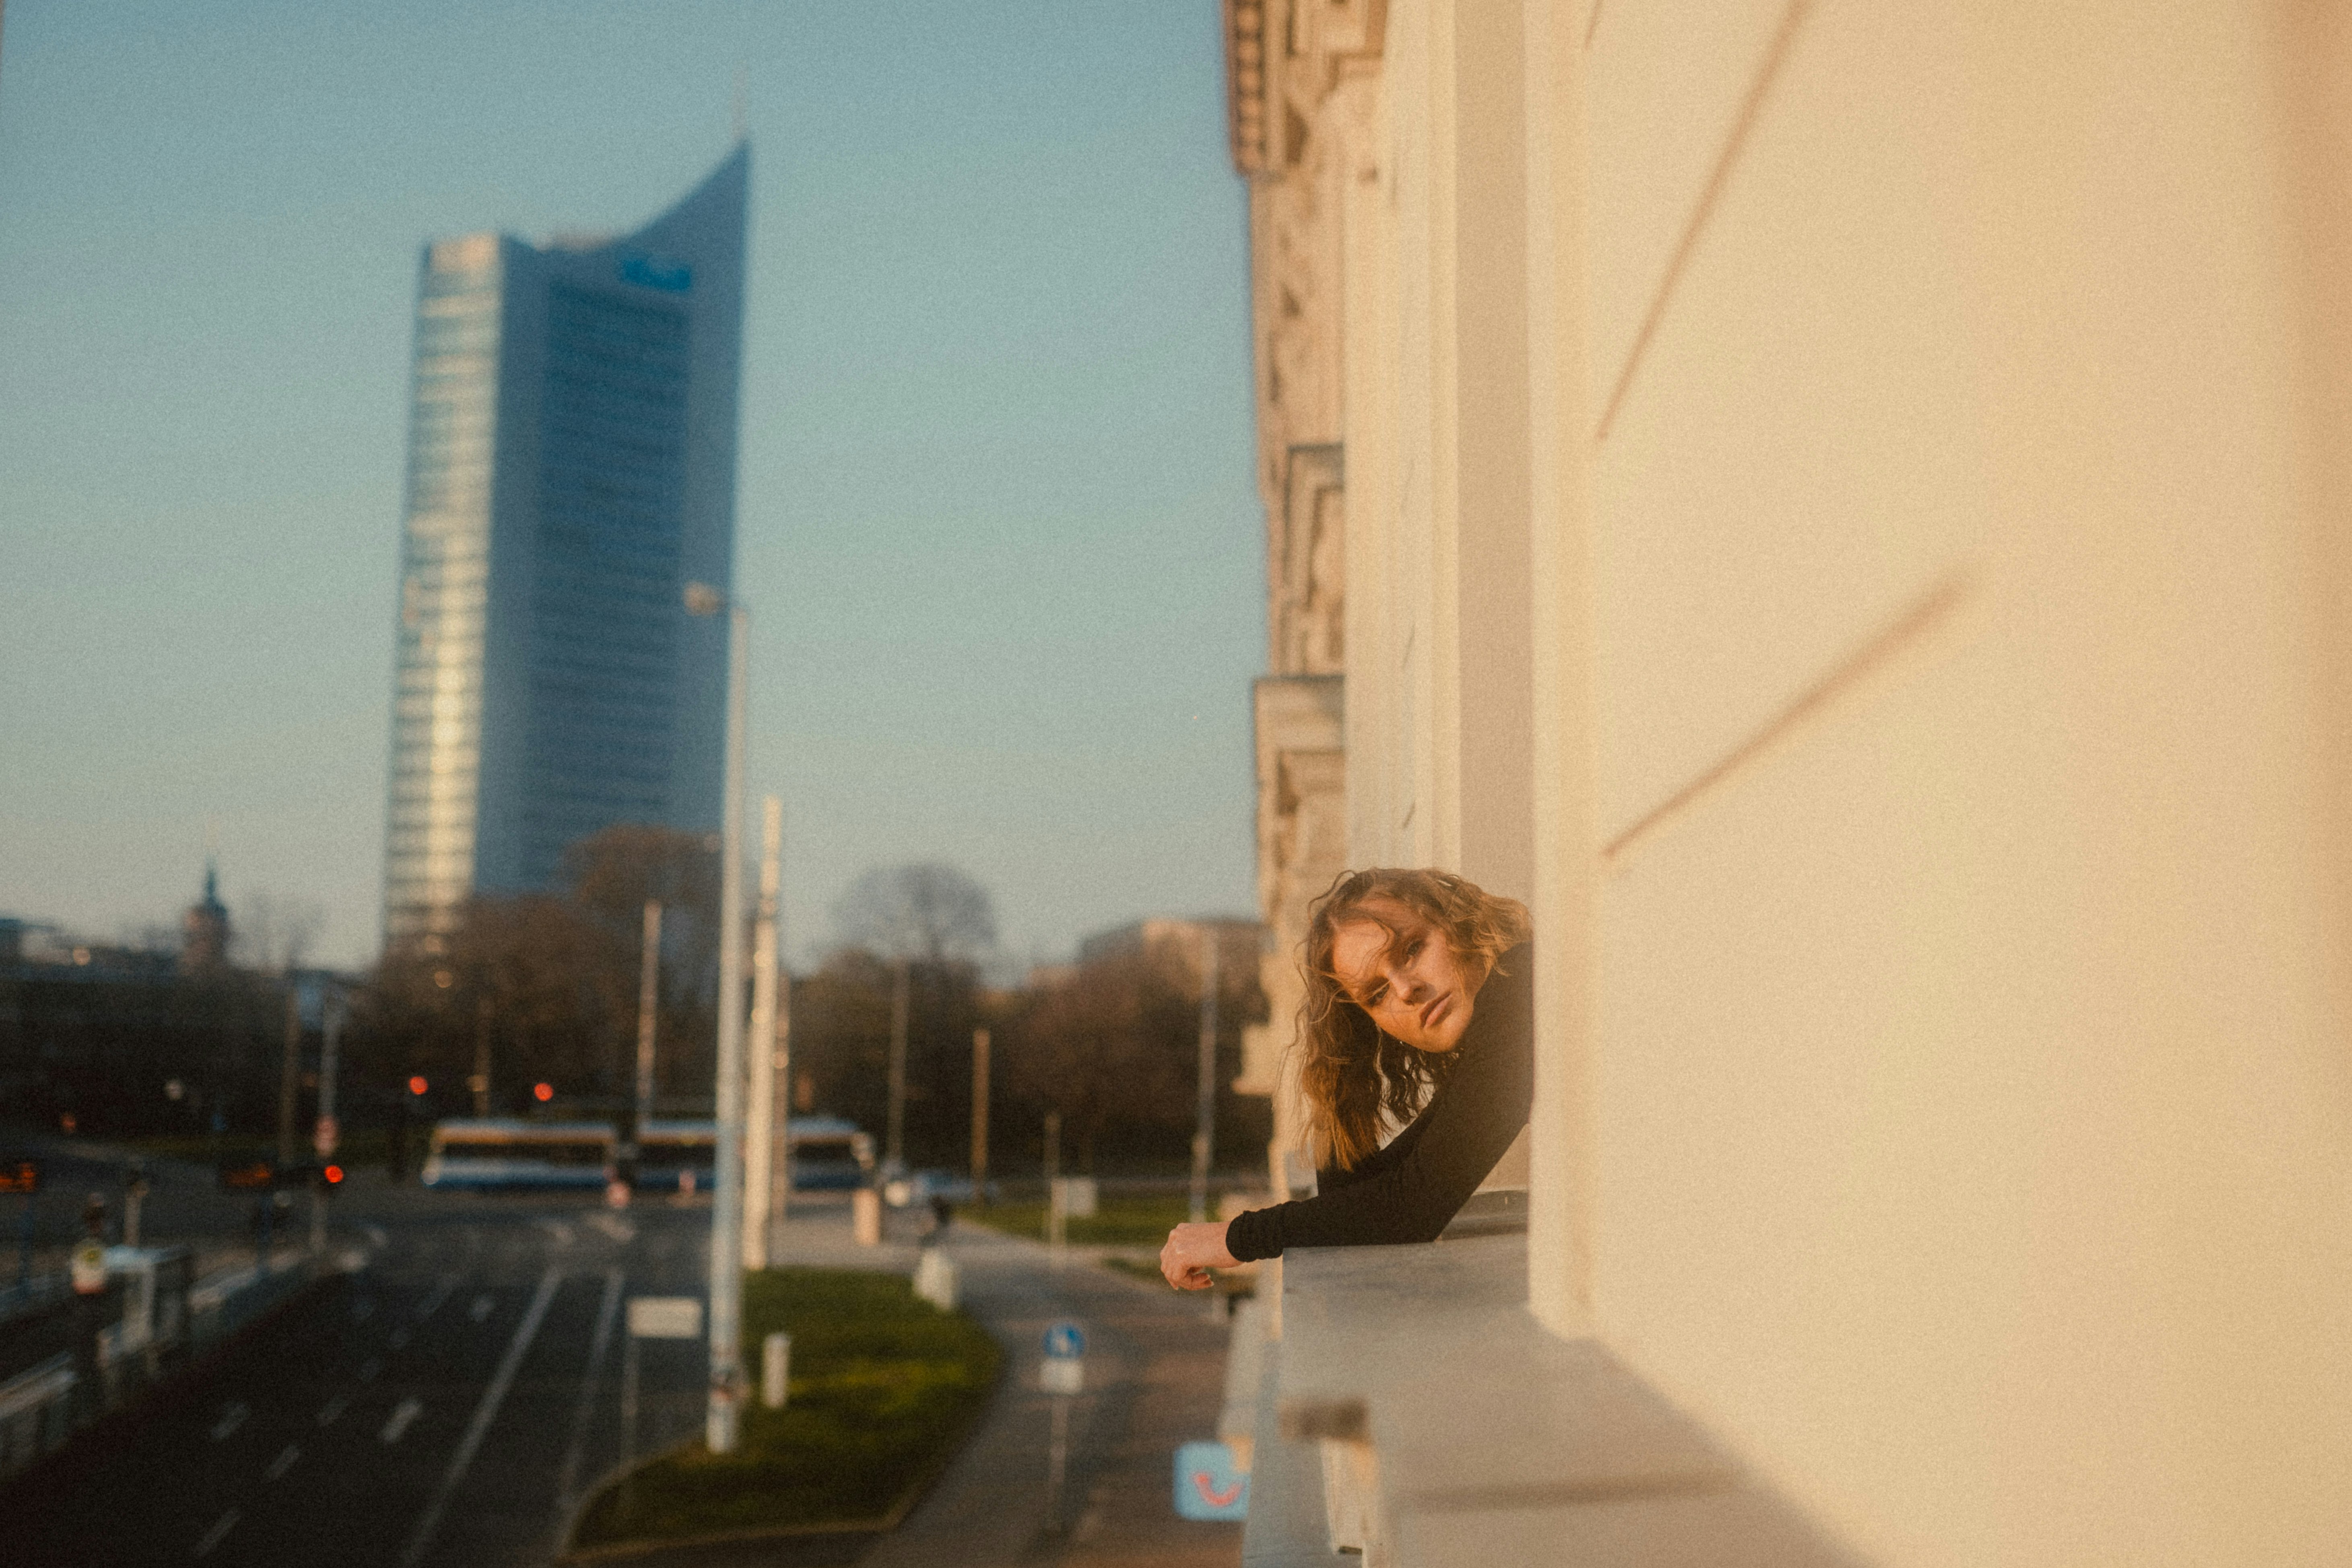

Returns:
385,235,499,931
383,149,747,943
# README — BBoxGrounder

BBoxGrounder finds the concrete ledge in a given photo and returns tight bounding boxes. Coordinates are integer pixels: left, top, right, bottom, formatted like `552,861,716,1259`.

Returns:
1242,1333,1343,1566
1275,1235,1864,1567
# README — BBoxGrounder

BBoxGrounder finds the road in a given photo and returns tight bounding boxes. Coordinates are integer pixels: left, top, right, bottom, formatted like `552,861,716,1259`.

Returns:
5,1180,715,1568
4,1161,1245,1568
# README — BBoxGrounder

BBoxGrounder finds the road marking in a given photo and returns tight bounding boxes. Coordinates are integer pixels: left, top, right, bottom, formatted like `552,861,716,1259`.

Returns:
415,1275,458,1320
399,1266,561,1568
359,1357,383,1383
550,1269,625,1543
380,1396,425,1444
588,1212,635,1243
363,1224,389,1247
209,1402,248,1442
193,1508,240,1557
537,1218,576,1246
266,1442,300,1481
469,1292,495,1322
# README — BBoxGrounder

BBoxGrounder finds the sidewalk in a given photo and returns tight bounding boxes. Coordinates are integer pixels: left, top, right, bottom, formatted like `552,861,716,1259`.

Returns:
859,1218,1242,1568
565,1196,1242,1568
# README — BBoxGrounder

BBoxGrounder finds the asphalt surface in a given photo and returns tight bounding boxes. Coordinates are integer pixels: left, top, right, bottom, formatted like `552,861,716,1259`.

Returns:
2,1141,1247,1568
4,1181,714,1568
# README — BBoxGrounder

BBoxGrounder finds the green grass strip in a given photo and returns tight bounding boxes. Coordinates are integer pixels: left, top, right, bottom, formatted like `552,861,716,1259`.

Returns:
569,1267,1000,1552
961,1193,1198,1249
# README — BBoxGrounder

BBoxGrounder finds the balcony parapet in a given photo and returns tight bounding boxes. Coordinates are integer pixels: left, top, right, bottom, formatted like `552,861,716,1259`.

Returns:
1249,1223,1864,1566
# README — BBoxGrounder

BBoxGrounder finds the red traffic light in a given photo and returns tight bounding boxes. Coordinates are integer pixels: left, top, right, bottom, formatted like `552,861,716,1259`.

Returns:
408,1076,429,1096
533,1082,554,1102
323,1164,344,1185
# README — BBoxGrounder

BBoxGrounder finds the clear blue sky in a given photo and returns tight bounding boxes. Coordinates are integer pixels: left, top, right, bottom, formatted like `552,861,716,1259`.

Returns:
0,1,1265,973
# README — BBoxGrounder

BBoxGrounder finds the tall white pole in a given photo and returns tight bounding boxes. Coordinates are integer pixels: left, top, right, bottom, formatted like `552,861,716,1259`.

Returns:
743,795,781,1270
634,899,662,1147
317,989,342,1139
885,956,909,1174
1190,925,1220,1223
970,1028,990,1199
707,602,750,1453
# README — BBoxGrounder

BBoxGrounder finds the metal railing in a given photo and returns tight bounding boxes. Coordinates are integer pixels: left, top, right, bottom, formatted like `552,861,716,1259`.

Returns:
0,1244,328,1482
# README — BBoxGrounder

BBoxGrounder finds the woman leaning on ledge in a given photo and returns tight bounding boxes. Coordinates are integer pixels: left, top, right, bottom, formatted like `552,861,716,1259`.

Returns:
1158,867,1534,1290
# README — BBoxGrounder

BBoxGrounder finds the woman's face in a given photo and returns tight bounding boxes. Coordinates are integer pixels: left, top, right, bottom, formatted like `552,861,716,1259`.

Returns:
1328,897,1484,1053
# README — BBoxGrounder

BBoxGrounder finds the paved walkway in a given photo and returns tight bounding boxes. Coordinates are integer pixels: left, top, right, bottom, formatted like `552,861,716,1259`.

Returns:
860,1218,1241,1568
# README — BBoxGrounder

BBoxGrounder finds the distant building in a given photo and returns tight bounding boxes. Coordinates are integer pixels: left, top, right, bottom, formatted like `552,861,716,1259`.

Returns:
383,146,750,943
181,859,229,973
1022,962,1080,992
0,905,221,1137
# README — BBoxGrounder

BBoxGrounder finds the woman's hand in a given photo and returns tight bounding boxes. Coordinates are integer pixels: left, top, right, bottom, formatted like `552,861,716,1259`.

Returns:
1160,1220,1238,1290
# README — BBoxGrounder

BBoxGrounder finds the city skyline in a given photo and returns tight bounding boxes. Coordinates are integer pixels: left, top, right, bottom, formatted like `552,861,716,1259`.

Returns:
385,145,747,942
0,3,1260,973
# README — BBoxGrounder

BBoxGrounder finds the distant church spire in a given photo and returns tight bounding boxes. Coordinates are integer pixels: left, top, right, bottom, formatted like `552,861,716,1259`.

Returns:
183,847,230,974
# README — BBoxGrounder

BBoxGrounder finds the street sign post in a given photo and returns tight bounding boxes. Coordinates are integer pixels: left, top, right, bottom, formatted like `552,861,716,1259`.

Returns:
1040,1321,1086,1532
123,1160,150,1249
620,1296,706,1491
1043,1323,1082,1357
627,1297,703,1339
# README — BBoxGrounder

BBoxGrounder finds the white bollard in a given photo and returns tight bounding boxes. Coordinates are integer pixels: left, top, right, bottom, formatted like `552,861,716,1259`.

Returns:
914,1249,959,1310
853,1187,882,1247
762,1331,790,1409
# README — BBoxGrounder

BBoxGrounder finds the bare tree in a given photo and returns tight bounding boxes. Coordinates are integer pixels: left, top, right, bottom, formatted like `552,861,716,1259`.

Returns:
1002,950,1193,1172
831,863,997,964
357,894,616,1106
235,892,324,974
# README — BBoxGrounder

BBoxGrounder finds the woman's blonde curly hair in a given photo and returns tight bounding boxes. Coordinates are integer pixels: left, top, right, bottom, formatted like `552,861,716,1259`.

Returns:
1293,867,1531,1171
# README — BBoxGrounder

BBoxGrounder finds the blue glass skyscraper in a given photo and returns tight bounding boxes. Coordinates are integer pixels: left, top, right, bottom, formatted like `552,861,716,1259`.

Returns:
383,146,748,942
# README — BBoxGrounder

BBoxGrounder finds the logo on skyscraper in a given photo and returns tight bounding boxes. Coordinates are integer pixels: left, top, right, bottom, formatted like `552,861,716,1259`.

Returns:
620,251,693,292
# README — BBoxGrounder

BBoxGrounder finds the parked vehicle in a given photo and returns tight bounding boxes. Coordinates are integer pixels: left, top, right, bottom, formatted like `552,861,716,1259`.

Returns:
787,1116,876,1191
417,1115,875,1195
634,1119,716,1192
420,1120,615,1190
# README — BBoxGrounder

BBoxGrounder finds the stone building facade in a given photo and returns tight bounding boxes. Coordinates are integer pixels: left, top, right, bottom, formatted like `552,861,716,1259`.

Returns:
1222,1,2352,1563
1228,0,1379,1185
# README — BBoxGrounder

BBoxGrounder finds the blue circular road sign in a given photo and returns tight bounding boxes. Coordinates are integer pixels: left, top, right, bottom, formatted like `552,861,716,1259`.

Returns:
1043,1321,1085,1360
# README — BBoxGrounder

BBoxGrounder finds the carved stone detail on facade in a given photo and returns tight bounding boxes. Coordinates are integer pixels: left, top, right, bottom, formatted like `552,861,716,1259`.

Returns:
1239,676,1345,1141
1228,4,1387,1184
1275,444,1346,676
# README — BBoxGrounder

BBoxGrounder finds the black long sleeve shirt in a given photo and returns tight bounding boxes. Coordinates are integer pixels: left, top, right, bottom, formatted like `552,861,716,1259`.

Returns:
1223,943,1534,1262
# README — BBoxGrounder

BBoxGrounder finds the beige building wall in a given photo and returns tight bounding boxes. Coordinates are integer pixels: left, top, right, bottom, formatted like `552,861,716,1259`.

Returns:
1230,0,2352,1560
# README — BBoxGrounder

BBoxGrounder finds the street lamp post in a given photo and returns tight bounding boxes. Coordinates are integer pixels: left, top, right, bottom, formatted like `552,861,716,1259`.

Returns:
1190,925,1220,1224
633,898,662,1157
885,957,909,1176
743,795,783,1269
686,581,750,1454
